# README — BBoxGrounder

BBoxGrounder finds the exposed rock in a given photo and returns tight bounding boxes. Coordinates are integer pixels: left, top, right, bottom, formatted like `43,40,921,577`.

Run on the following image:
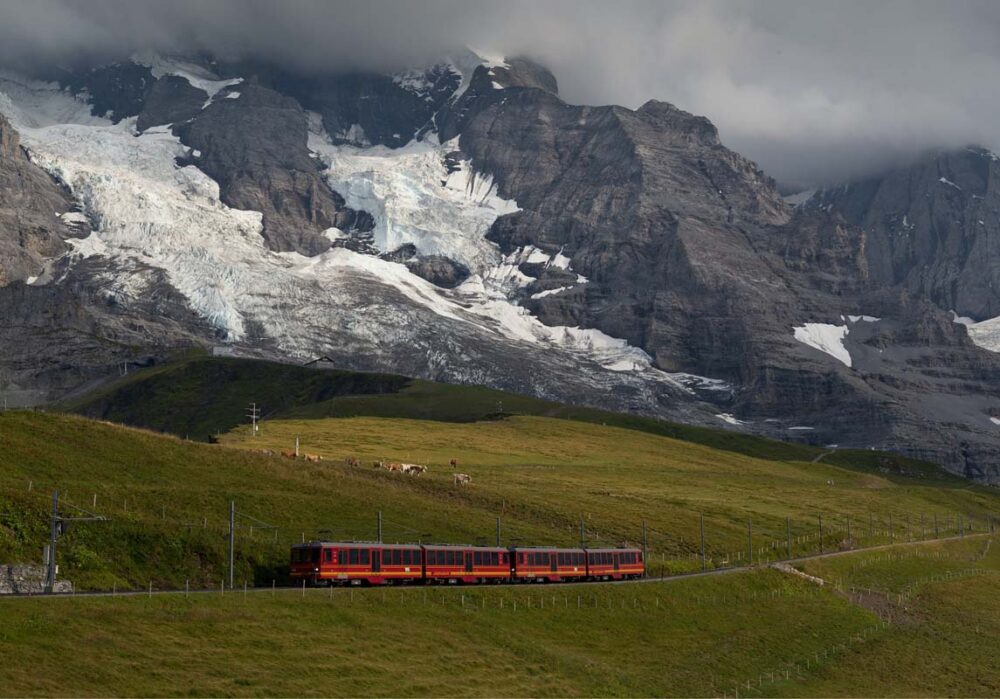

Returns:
173,82,373,256
136,75,208,131
0,113,76,286
61,61,156,123
405,255,470,288
809,147,1000,320
0,565,72,594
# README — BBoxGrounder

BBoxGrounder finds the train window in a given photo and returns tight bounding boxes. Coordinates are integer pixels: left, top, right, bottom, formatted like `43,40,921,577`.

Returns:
348,549,358,565
475,552,482,566
324,549,333,563
402,550,410,565
382,550,391,565
391,550,401,565
491,552,499,566
542,553,549,566
360,549,369,565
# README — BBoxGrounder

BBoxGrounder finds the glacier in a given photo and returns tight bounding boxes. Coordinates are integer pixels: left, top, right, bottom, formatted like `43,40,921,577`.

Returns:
0,68,714,403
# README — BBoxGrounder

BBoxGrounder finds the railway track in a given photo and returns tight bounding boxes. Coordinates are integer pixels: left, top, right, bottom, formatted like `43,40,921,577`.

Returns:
2,532,989,600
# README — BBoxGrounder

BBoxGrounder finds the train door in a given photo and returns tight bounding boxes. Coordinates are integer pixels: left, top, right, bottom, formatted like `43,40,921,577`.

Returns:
464,551,473,573
613,553,620,572
372,548,381,573
549,553,557,573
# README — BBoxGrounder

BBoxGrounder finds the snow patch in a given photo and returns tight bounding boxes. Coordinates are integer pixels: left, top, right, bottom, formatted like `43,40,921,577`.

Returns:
531,286,570,299
990,417,1000,427
938,177,962,190
793,323,851,367
716,413,745,426
950,310,975,326
846,314,880,323
783,189,816,207
133,53,243,101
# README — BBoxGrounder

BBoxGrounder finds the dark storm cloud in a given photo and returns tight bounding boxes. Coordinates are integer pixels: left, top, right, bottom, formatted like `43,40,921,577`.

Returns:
2,0,1000,187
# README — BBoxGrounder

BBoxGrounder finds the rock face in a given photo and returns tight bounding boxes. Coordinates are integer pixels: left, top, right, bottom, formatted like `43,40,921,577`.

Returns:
173,82,373,255
3,53,1000,481
0,113,75,286
0,565,72,594
137,76,207,132
809,147,1000,321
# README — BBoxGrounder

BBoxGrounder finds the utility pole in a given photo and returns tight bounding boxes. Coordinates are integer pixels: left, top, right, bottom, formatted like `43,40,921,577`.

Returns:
700,514,707,571
580,517,586,548
45,491,60,594
496,517,501,547
377,511,383,543
847,515,851,544
228,500,236,589
45,491,107,594
641,520,648,574
889,513,893,543
747,518,753,565
819,514,824,554
295,436,300,457
786,517,791,559
934,513,939,539
247,402,261,437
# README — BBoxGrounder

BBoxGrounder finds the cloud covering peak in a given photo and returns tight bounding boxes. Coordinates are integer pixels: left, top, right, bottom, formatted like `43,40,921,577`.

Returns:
2,0,999,187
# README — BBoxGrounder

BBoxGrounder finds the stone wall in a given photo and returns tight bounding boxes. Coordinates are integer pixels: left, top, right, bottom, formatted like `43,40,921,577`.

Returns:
0,564,73,594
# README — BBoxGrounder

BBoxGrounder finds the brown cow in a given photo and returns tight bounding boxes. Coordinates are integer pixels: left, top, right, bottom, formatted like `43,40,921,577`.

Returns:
281,449,296,459
304,453,322,463
386,462,403,472
449,458,458,468
345,456,360,467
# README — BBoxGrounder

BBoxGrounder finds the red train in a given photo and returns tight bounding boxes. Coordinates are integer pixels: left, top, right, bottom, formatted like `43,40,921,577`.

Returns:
290,542,644,586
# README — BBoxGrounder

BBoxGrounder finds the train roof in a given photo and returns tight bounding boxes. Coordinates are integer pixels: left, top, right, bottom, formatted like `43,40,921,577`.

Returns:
293,541,421,549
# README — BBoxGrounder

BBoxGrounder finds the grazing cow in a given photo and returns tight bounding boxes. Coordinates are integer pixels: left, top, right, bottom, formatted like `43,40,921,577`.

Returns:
304,453,322,463
453,473,471,486
449,458,458,468
281,449,296,459
385,462,403,472
401,463,427,476
372,460,385,469
345,456,360,467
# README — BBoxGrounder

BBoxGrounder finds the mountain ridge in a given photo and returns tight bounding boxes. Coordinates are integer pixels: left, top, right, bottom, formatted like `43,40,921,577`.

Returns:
1,52,1000,480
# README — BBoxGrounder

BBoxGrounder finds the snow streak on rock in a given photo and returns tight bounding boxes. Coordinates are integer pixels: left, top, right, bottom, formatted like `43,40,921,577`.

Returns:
793,322,852,367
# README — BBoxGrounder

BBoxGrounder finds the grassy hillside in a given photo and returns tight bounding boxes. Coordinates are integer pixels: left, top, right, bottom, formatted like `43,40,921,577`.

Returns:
1,536,996,697
2,410,996,593
65,355,958,477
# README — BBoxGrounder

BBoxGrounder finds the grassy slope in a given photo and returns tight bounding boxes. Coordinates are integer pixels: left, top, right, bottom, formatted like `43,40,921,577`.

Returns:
780,537,1000,697
3,408,995,592
65,355,958,480
1,537,996,697
63,356,411,442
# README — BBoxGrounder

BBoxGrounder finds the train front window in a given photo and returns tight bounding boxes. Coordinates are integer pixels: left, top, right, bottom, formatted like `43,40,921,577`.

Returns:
323,549,333,563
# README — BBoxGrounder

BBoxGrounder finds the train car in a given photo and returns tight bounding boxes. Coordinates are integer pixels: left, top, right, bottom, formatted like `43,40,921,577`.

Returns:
290,542,423,586
423,545,510,584
585,547,645,580
511,547,587,582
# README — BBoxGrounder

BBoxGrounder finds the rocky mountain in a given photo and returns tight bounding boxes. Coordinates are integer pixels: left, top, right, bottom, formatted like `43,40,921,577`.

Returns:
1,52,999,480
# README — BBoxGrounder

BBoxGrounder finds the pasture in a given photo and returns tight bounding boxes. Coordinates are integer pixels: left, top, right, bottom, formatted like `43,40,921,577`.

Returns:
1,536,997,696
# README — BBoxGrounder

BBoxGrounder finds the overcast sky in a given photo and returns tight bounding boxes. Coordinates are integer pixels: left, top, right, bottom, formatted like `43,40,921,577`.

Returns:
2,0,999,187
